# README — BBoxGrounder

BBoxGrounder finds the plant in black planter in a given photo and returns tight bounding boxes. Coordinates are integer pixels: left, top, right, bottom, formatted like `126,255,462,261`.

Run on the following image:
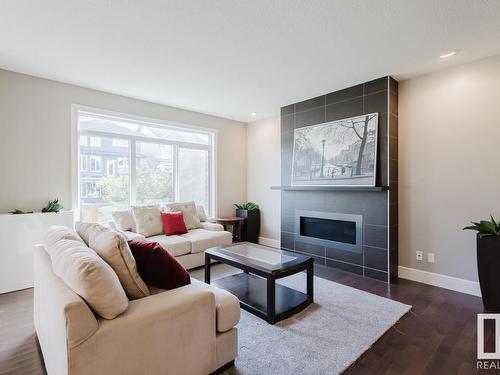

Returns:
234,202,260,244
464,216,500,311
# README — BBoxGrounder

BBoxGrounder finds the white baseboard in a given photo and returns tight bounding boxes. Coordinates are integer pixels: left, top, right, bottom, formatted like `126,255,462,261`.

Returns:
398,266,481,297
258,236,280,249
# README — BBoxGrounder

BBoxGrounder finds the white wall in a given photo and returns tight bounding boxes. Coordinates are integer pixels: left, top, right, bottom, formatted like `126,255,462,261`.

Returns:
0,69,246,216
399,54,500,282
247,116,281,244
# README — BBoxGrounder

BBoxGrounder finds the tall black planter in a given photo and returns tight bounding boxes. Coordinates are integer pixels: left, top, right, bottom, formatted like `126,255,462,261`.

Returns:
477,235,500,311
236,209,260,244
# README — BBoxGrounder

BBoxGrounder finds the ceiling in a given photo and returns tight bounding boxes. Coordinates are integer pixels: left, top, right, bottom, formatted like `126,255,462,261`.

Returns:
1,1,500,123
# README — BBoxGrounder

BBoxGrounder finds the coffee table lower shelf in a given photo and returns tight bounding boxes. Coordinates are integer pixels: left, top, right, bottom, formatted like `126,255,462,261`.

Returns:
213,272,311,324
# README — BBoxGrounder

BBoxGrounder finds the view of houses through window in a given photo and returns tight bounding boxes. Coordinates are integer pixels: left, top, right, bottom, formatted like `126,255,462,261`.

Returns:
77,111,214,223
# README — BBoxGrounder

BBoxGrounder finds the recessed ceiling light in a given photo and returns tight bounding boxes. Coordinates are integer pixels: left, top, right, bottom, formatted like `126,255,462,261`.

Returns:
250,112,257,116
439,50,458,59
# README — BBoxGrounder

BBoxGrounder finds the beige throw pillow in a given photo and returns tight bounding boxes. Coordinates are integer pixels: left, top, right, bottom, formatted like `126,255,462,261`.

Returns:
74,221,95,245
131,206,163,237
112,209,136,232
45,226,128,319
165,201,201,229
76,222,150,300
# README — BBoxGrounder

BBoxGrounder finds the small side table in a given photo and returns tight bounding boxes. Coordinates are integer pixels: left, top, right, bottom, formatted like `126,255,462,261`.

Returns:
215,217,245,243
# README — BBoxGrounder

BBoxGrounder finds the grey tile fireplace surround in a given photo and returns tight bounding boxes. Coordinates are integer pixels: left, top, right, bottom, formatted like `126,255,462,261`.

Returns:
279,77,398,282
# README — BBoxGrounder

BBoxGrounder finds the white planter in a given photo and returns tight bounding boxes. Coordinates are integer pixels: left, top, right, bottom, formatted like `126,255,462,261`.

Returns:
0,211,74,294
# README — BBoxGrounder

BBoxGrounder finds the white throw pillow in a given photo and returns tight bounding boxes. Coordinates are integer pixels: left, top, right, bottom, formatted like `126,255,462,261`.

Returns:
196,205,207,222
164,201,201,229
112,209,136,232
131,206,163,237
76,222,150,300
44,226,129,319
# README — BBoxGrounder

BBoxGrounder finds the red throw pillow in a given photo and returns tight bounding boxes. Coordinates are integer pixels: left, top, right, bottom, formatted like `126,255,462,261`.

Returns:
161,211,188,236
127,239,191,290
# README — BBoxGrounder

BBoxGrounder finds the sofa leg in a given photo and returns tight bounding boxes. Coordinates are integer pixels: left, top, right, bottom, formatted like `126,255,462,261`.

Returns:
210,360,235,375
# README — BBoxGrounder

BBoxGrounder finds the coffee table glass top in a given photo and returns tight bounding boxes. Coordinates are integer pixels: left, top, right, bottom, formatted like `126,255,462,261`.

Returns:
207,242,310,272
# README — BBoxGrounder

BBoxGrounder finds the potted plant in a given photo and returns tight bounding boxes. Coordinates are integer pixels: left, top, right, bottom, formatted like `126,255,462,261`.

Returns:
234,202,260,244
41,198,63,213
464,216,500,311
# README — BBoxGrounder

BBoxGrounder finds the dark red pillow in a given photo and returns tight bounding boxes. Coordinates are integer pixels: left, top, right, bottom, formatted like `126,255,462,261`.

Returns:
127,239,190,290
161,211,188,236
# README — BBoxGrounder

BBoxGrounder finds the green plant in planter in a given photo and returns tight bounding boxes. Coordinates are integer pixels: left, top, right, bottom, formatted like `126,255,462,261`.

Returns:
41,198,63,213
463,215,500,238
233,202,259,210
10,209,33,214
464,215,500,311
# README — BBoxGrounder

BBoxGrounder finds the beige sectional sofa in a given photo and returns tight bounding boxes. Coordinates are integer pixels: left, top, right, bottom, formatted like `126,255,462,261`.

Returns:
34,225,240,375
120,222,232,270
111,204,233,270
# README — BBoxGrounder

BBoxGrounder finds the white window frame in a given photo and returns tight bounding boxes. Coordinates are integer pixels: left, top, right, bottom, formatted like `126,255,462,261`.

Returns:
71,105,217,220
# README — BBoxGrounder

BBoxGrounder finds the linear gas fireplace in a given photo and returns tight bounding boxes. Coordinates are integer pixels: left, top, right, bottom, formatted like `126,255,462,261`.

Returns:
294,210,363,253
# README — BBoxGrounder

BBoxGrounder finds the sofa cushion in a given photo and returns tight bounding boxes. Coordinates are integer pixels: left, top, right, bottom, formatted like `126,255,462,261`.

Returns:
192,279,240,332
132,206,163,237
179,229,232,254
82,223,150,300
127,240,191,290
196,205,207,222
199,222,224,231
161,211,188,236
44,226,128,319
112,209,136,232
146,234,192,257
164,201,201,229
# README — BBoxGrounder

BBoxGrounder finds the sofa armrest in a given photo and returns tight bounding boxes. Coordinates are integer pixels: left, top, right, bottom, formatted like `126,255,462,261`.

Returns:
70,283,217,375
200,222,224,231
192,279,240,332
34,245,99,375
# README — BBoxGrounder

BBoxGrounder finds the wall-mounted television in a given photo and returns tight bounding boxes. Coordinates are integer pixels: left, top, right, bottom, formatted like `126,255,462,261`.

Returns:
291,113,378,187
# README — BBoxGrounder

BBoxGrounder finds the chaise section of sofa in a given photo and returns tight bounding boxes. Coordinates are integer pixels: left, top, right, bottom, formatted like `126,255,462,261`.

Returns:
34,241,239,375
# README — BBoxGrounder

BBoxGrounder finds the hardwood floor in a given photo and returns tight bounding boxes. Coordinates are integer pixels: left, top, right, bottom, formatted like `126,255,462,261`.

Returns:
0,288,45,375
0,265,490,374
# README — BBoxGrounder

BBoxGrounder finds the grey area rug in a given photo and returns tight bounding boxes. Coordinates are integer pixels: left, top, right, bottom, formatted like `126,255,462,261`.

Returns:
190,265,411,375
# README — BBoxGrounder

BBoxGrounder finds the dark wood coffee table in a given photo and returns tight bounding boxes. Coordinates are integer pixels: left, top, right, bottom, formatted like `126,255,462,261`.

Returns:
205,242,314,324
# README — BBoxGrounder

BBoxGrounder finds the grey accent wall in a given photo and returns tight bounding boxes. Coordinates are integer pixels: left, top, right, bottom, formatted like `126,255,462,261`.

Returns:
280,77,398,282
388,78,399,281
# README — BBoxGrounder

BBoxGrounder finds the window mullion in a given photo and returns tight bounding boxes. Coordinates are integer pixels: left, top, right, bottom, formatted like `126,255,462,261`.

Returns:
130,139,136,206
174,144,179,203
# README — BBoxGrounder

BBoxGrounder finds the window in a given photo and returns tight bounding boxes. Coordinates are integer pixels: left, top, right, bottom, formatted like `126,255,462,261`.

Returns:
112,139,128,148
80,155,88,171
89,136,101,147
90,156,101,172
76,109,215,223
80,182,100,199
135,141,175,205
107,160,116,177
